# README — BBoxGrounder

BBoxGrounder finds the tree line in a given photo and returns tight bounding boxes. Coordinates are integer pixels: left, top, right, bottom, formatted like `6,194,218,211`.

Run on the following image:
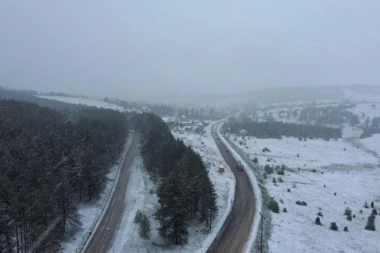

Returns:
130,113,217,245
224,117,342,140
0,99,128,252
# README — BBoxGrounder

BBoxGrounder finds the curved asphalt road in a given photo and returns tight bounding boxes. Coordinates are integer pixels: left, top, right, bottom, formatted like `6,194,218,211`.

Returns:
83,133,140,253
207,124,257,253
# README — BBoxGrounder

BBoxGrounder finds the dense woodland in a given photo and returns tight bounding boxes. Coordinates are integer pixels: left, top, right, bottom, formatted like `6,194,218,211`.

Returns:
130,113,217,245
224,117,342,140
298,105,359,126
0,100,128,252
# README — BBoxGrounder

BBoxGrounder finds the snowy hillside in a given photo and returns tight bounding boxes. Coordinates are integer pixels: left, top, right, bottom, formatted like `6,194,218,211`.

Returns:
38,95,124,111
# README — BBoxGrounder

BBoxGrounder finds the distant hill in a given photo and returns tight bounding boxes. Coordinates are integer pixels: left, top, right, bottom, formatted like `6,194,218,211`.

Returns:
0,88,94,111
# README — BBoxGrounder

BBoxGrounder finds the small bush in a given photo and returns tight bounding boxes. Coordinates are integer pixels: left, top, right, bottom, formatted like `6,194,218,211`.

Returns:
372,209,378,215
344,226,348,232
330,222,338,231
296,153,300,157
315,217,322,226
134,211,151,239
272,177,277,184
265,164,274,174
268,198,280,213
263,172,267,179
262,147,271,152
287,188,291,192
292,182,297,188
296,200,307,206
283,208,287,212
278,177,284,183
359,209,363,214
364,201,369,209
253,157,258,163
371,201,374,208
311,169,317,173
345,207,352,221
317,211,323,217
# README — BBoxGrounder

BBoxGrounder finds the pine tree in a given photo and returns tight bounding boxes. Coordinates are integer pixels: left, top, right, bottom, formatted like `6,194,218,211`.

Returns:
155,168,190,245
365,214,376,231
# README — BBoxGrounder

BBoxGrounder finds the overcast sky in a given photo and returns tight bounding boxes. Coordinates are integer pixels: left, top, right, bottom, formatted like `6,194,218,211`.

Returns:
1,1,379,100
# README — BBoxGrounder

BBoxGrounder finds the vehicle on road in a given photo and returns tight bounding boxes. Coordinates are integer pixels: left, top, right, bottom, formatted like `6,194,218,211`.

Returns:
236,160,244,171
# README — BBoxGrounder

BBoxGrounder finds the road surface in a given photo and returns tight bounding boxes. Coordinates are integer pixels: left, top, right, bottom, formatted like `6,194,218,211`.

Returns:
207,124,257,253
84,133,140,253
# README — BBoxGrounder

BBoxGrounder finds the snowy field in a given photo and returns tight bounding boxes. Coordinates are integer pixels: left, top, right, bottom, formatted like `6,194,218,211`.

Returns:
360,134,380,158
112,121,236,253
38,95,124,111
230,135,378,170
228,131,380,253
349,103,380,123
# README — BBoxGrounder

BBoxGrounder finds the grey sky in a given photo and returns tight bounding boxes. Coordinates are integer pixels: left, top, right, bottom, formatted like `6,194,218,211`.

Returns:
1,1,379,100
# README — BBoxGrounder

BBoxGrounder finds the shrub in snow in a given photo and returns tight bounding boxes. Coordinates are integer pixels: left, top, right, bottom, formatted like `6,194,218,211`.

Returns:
266,158,271,162
315,217,322,226
268,198,280,213
283,208,287,213
272,177,277,184
265,164,274,174
372,209,378,215
371,201,374,208
297,153,300,157
296,200,307,206
317,211,323,217
365,214,376,231
334,192,337,196
330,222,338,231
253,157,258,163
345,208,352,221
364,201,369,208
323,185,326,187
292,182,297,188
262,147,271,152
263,172,267,179
279,198,284,204
287,188,291,192
134,210,151,239
353,214,356,218
360,209,363,214
344,226,348,232
312,169,317,173
278,177,284,183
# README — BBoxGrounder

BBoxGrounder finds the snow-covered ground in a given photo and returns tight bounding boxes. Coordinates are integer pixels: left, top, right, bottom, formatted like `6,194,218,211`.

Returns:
112,121,236,253
349,103,380,123
38,95,124,111
230,135,378,170
360,134,380,158
228,131,380,253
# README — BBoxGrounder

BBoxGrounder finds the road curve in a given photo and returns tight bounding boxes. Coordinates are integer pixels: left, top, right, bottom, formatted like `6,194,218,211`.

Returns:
84,133,140,253
207,124,256,253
